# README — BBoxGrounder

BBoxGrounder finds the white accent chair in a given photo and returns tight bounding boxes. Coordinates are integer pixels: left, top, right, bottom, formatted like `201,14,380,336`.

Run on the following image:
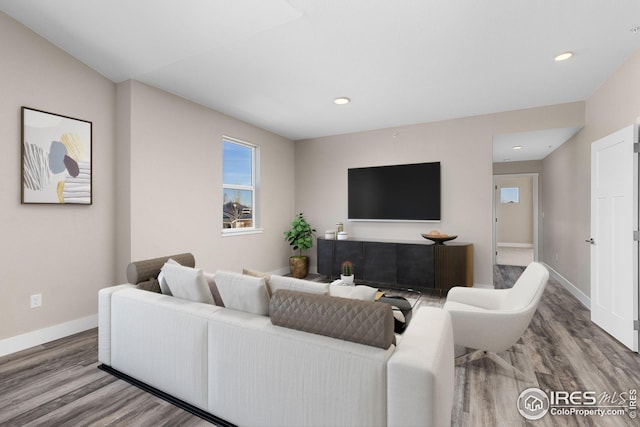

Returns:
443,262,549,379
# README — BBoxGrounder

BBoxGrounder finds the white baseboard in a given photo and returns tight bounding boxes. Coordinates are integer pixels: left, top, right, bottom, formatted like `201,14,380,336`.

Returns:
0,314,98,358
497,242,534,248
542,263,591,309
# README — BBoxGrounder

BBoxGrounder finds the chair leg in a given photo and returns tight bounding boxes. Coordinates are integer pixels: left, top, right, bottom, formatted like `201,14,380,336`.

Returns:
454,349,485,366
485,352,530,381
455,349,531,381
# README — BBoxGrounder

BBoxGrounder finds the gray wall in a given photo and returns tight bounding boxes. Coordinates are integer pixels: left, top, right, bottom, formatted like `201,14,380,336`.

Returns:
494,160,542,258
495,176,534,245
542,49,640,298
295,102,584,285
0,12,296,348
0,12,116,341
115,80,296,281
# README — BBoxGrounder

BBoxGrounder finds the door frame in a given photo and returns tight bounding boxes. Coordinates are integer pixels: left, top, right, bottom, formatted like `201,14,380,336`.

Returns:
492,173,539,265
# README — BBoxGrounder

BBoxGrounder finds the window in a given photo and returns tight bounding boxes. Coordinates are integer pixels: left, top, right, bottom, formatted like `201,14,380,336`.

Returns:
500,187,519,204
222,137,258,232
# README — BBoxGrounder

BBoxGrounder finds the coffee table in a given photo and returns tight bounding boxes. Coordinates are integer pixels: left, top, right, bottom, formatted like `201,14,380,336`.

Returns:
376,288,422,333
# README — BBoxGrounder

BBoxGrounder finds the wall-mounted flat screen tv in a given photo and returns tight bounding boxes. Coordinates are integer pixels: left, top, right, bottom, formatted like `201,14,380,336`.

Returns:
348,162,441,221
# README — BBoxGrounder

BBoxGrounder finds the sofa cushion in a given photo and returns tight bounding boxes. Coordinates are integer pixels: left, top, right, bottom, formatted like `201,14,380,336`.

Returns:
269,290,395,349
110,288,221,410
160,263,214,304
207,308,392,427
214,271,270,316
268,275,329,297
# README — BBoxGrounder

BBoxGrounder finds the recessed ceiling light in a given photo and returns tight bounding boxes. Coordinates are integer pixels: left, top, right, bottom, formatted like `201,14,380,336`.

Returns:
554,52,573,62
513,145,523,150
334,97,350,105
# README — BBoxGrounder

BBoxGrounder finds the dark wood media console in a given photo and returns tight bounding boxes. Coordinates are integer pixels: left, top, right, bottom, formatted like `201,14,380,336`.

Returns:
317,237,473,295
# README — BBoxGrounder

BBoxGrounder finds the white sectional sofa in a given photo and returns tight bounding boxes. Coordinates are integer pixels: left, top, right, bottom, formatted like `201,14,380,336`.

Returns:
98,255,454,427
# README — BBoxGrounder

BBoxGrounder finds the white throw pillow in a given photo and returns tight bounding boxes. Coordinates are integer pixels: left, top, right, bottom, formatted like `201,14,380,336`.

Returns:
160,262,214,304
329,284,378,301
214,271,270,316
268,275,329,296
242,268,272,297
158,258,181,295
157,271,170,295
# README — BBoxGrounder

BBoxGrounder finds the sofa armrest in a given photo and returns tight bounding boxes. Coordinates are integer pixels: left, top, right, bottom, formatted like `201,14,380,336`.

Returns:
387,307,454,427
98,284,135,365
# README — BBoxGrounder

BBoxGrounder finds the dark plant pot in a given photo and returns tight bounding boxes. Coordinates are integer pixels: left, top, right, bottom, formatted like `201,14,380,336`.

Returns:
289,256,309,279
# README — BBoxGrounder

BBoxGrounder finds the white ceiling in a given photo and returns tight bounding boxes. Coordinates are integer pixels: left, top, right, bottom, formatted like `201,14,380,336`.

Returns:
2,1,640,154
493,126,583,163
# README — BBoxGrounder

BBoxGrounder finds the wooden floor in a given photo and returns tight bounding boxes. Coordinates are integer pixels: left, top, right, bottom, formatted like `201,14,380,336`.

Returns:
1,265,639,426
450,265,640,427
0,333,210,426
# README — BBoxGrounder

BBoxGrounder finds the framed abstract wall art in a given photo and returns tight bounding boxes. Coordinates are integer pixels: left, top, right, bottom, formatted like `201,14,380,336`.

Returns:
21,107,92,204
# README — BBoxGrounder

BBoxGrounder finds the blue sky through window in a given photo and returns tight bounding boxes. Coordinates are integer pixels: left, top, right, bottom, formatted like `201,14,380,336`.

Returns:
500,187,519,204
223,140,253,209
223,141,252,186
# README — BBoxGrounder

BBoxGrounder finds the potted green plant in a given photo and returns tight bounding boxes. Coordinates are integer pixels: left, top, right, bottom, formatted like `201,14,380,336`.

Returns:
284,212,316,278
341,260,354,285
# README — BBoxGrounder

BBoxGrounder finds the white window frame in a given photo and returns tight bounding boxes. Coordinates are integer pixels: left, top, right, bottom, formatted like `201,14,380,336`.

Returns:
222,136,261,236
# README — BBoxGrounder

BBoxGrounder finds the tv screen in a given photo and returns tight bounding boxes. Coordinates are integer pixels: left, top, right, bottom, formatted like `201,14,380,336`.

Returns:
348,162,441,221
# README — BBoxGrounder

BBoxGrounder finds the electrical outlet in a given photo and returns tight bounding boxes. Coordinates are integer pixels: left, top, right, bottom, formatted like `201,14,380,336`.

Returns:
30,294,42,308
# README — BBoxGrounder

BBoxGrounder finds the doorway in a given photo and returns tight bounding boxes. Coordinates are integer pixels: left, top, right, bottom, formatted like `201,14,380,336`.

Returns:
590,124,638,352
493,174,539,266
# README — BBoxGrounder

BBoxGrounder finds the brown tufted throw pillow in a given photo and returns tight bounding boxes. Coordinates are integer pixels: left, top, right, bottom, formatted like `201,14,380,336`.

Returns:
269,289,395,349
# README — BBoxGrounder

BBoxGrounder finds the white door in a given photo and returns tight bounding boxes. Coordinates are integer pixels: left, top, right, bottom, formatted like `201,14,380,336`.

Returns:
590,124,638,352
